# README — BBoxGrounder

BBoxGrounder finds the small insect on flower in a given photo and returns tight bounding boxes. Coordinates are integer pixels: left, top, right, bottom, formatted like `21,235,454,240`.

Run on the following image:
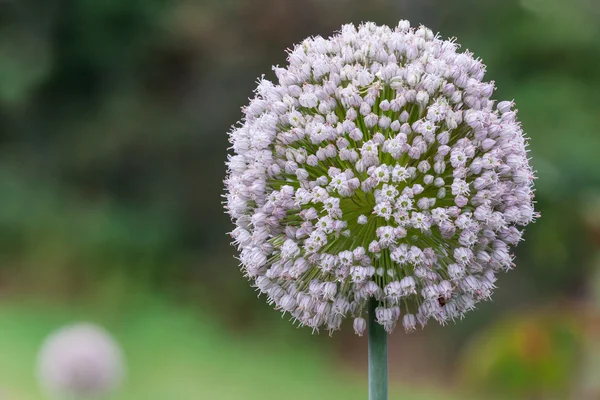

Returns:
225,21,538,334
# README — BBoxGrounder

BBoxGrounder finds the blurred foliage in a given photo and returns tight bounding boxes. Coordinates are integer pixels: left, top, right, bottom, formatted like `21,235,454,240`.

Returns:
0,0,596,302
0,0,598,396
459,310,583,398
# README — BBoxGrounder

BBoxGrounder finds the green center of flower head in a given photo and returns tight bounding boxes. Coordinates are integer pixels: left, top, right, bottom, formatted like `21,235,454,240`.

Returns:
225,21,537,335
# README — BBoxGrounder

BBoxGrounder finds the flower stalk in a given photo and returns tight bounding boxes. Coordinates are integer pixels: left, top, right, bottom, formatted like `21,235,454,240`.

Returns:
368,297,388,400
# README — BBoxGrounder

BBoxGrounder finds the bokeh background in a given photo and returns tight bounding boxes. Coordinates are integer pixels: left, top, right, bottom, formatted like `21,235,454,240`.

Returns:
0,0,599,399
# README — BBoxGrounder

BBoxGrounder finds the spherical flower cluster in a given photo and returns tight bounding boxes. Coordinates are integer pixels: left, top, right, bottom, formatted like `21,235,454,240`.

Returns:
37,323,125,398
225,21,537,334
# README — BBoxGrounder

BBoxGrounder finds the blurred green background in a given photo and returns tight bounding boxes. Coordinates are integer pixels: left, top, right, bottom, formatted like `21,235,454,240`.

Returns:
0,0,599,398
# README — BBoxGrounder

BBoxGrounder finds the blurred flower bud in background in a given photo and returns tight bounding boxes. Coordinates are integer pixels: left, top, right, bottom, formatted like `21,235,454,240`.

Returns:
37,323,125,399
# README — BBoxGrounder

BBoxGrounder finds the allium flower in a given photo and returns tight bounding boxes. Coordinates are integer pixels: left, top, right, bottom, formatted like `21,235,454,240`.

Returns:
37,323,125,398
225,21,537,334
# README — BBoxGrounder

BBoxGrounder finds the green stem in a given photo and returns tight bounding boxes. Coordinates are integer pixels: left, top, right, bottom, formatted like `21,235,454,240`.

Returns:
368,297,388,400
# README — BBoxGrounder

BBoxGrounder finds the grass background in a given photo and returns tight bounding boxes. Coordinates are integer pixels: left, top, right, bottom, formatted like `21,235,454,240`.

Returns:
0,296,458,400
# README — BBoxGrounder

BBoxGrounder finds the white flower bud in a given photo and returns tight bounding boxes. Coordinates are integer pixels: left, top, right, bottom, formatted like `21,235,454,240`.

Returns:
497,100,514,114
359,102,371,116
379,99,391,111
402,314,417,332
416,91,429,106
353,317,367,336
397,20,411,32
